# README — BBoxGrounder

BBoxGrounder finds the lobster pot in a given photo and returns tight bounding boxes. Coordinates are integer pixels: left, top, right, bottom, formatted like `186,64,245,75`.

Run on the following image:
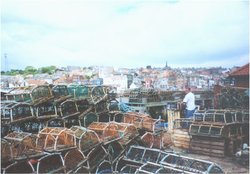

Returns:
34,102,57,120
36,127,75,152
12,119,44,134
91,85,107,104
31,85,53,103
160,153,224,173
108,99,120,112
4,131,37,159
172,129,191,149
141,132,163,149
98,112,111,122
120,164,138,174
64,117,81,128
123,112,146,129
83,112,98,127
59,100,80,118
1,139,12,168
64,149,87,173
138,162,191,174
86,145,108,171
3,160,34,174
95,160,113,174
141,117,163,132
75,99,91,113
113,113,124,122
70,126,100,152
74,166,90,174
46,118,65,127
88,122,120,143
67,84,90,99
124,145,170,165
1,101,35,124
167,110,180,132
36,153,65,173
104,141,124,162
95,100,108,113
116,122,139,146
190,136,226,157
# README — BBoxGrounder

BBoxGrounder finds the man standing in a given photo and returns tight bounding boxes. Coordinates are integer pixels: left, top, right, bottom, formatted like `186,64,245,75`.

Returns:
183,87,196,118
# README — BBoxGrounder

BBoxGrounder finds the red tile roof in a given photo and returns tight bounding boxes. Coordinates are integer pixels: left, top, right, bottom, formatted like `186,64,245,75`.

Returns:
229,63,249,76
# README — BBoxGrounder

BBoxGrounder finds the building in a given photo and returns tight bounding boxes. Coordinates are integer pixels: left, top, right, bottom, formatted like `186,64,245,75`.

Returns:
228,63,249,88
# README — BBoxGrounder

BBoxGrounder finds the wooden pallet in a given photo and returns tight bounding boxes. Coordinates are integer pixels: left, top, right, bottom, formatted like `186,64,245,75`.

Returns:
172,129,190,149
190,136,226,157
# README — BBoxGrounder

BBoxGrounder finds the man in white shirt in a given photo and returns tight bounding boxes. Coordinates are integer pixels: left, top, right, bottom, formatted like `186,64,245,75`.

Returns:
183,87,196,118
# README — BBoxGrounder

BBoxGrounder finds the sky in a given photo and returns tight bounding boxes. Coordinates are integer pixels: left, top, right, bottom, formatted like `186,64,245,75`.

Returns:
1,0,249,70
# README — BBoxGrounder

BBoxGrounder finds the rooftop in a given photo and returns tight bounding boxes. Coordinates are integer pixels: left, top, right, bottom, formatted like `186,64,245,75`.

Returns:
229,63,249,76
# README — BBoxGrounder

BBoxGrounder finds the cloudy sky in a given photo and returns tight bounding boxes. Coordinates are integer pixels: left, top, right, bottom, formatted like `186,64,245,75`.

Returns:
1,0,249,70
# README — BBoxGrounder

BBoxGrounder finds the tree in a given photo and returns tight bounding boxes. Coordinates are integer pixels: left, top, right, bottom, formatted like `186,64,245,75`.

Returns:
24,66,37,75
40,66,56,74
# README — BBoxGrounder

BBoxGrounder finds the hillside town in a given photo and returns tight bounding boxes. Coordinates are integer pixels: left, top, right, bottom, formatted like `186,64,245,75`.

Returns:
0,62,240,93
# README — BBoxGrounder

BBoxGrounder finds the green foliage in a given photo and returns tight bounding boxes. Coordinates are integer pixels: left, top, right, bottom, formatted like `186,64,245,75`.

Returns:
1,65,57,75
1,69,25,76
24,66,37,75
39,66,56,74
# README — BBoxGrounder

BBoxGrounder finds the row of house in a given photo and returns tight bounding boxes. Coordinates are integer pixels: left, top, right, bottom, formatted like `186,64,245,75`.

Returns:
1,64,249,93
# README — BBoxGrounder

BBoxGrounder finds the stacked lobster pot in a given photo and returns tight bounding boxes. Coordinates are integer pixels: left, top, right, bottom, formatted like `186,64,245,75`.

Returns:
1,85,112,136
137,153,224,174
122,112,166,149
189,110,249,157
87,121,140,171
1,85,57,135
115,145,172,173
1,125,110,174
115,145,224,174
